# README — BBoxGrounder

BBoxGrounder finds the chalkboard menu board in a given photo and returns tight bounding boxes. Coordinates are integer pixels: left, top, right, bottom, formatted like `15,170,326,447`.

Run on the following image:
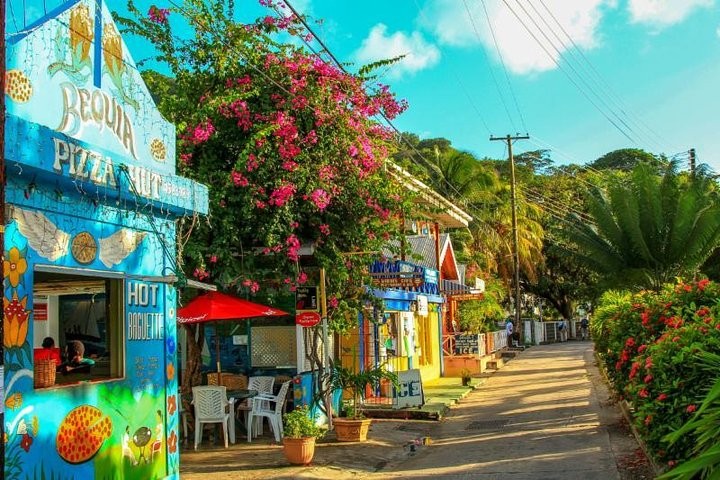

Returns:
454,334,481,355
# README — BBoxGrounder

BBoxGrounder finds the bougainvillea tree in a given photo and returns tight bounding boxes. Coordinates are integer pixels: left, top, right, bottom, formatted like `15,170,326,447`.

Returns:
117,0,412,392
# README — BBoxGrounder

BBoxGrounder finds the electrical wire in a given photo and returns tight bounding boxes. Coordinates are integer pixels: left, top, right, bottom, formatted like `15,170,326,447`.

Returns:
461,0,518,132
479,0,528,133
502,0,637,144
533,0,678,153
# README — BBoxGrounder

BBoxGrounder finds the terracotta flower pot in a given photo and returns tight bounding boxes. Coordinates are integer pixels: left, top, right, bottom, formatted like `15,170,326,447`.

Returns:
333,418,373,442
282,437,316,465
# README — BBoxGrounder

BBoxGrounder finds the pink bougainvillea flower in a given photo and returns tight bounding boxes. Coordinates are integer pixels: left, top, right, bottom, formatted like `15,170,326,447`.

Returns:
687,404,697,413
328,296,339,309
310,189,331,211
148,5,170,24
189,119,216,144
643,374,653,384
319,224,330,236
231,170,249,187
268,182,297,207
657,393,667,401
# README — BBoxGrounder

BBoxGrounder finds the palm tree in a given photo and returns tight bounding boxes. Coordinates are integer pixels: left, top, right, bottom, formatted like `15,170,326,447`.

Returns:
567,163,720,291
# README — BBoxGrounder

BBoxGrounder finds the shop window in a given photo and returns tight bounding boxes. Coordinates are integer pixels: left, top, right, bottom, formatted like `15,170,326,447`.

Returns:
33,270,124,387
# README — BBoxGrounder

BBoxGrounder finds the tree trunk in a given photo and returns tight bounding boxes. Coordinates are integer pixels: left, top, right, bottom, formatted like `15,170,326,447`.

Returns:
181,323,205,395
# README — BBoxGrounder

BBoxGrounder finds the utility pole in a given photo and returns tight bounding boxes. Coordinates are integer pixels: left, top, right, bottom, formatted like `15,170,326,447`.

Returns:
490,134,529,341
689,148,696,175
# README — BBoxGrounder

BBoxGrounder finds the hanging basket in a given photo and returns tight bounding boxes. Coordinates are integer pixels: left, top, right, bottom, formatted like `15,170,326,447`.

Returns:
34,359,57,388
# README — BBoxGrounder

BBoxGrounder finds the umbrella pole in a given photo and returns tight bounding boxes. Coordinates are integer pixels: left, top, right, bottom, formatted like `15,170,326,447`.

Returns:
216,323,221,375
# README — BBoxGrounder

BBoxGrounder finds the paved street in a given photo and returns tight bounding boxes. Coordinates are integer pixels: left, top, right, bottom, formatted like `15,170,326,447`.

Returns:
181,342,651,479
382,342,644,479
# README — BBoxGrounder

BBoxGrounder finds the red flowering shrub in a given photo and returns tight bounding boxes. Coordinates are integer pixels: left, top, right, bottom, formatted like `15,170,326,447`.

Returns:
597,279,720,465
119,0,413,331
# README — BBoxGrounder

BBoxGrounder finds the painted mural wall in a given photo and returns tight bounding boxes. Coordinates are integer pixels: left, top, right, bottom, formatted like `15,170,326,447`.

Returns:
4,1,207,478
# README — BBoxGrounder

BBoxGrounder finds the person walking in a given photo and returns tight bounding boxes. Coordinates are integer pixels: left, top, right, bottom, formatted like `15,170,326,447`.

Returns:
558,319,567,342
580,317,589,341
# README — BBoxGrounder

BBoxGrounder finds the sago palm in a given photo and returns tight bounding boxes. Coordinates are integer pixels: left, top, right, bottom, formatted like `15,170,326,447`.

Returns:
567,163,720,291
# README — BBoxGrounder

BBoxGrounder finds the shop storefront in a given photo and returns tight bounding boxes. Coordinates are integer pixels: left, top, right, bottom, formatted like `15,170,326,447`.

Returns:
3,2,207,478
345,260,443,403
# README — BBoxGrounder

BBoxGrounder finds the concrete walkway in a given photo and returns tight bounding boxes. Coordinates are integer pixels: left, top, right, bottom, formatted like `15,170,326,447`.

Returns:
180,342,645,479
382,342,626,479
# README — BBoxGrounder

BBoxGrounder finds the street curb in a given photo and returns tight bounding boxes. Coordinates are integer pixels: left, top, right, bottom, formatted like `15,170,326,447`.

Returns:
594,351,664,477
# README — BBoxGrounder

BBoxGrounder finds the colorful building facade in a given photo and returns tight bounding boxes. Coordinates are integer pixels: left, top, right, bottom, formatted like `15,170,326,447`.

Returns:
352,260,443,389
3,2,207,478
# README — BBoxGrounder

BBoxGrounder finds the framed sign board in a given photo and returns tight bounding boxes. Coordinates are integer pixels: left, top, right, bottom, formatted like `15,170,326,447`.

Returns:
393,369,424,409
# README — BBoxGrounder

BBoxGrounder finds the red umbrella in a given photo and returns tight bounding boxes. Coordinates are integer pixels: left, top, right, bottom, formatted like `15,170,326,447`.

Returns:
178,291,289,374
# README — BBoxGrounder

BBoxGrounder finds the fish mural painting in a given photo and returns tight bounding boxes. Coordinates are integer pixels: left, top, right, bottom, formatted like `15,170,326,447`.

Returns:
3,1,208,478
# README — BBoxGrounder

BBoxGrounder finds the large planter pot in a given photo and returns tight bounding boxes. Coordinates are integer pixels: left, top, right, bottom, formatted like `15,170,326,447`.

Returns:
333,418,373,442
282,437,316,465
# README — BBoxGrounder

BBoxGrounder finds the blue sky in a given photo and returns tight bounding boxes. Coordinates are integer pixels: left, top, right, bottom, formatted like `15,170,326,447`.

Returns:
10,0,720,170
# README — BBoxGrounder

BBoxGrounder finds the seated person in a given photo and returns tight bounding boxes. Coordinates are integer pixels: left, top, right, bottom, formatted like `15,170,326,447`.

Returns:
34,337,62,365
59,340,95,375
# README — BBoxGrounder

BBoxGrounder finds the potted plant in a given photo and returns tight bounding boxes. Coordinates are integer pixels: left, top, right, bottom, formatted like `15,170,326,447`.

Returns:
329,363,398,442
282,405,325,465
460,368,472,387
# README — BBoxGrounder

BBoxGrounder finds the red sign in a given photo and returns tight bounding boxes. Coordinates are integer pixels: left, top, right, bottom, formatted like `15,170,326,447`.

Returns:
34,303,48,321
296,311,322,328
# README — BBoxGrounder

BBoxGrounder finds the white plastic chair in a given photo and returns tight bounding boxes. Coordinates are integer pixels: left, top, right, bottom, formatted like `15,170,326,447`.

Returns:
247,380,291,443
192,385,236,449
238,376,275,434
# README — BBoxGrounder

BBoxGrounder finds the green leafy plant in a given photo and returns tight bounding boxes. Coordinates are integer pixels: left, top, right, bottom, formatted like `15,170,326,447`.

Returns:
328,363,398,419
659,353,720,479
283,405,325,439
460,368,472,386
596,279,720,467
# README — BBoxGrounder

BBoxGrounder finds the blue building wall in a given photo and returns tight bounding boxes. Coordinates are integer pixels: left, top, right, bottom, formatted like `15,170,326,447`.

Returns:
3,1,207,478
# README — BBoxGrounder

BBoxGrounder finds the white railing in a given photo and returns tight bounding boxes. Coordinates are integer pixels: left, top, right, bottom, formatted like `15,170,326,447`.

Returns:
492,330,508,351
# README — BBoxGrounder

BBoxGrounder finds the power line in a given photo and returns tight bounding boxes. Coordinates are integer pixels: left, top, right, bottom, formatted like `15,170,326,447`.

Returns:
533,0,677,153
479,0,528,133
280,0,491,209
462,0,518,132
502,0,639,145
410,0,493,135
523,0,663,152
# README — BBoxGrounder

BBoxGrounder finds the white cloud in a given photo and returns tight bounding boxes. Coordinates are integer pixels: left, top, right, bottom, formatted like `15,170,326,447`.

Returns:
628,0,714,27
353,24,441,79
419,0,614,75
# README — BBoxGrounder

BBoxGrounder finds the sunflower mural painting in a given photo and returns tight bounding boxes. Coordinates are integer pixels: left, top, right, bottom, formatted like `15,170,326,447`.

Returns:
3,242,37,478
48,3,94,83
3,247,31,361
102,22,140,111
